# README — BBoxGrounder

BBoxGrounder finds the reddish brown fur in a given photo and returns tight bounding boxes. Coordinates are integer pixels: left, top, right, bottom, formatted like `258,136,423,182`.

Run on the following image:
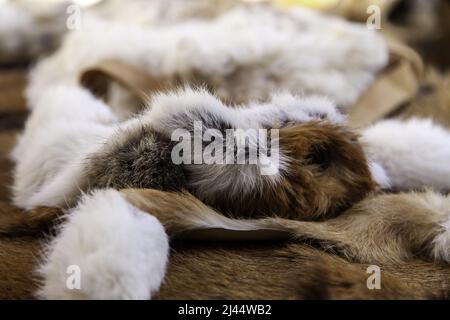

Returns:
0,203,436,300
1,188,450,299
0,202,447,300
209,122,375,221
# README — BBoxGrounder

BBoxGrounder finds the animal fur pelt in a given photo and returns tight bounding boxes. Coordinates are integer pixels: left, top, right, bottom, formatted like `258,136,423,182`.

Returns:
12,83,450,298
0,207,441,300
26,1,388,109
8,0,450,300
121,188,450,265
2,70,450,300
12,85,379,219
23,0,450,191
1,189,450,299
361,69,450,190
0,0,237,66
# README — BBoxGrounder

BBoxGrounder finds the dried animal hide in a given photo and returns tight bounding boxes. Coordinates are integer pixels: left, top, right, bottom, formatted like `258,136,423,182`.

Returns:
0,205,438,300
12,86,378,220
9,0,450,300
122,188,450,265
1,188,450,299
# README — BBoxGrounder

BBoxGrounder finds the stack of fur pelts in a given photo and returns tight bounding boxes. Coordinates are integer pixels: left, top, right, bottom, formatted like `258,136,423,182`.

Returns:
2,0,450,299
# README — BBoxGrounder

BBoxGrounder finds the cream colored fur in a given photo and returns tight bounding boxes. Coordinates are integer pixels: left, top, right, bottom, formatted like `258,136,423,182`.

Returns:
37,189,169,300
27,3,388,108
362,118,450,190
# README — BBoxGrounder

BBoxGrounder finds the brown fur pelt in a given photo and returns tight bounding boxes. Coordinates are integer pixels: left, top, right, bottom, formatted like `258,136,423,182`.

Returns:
84,117,375,222
122,188,450,265
0,203,59,299
186,122,375,221
0,224,429,300
1,191,450,299
159,241,450,299
159,242,428,300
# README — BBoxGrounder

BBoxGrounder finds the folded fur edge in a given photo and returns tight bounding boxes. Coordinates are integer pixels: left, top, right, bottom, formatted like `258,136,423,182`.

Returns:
122,188,450,264
35,189,169,300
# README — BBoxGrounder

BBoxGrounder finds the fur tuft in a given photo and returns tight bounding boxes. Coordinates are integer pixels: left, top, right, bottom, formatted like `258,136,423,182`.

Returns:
36,189,169,300
362,118,450,190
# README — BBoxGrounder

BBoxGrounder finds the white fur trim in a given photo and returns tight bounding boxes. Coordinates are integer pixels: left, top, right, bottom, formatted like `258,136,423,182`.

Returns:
241,92,345,127
12,85,117,208
368,160,391,189
36,189,169,300
145,88,342,133
362,118,450,190
145,87,242,134
27,4,387,109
